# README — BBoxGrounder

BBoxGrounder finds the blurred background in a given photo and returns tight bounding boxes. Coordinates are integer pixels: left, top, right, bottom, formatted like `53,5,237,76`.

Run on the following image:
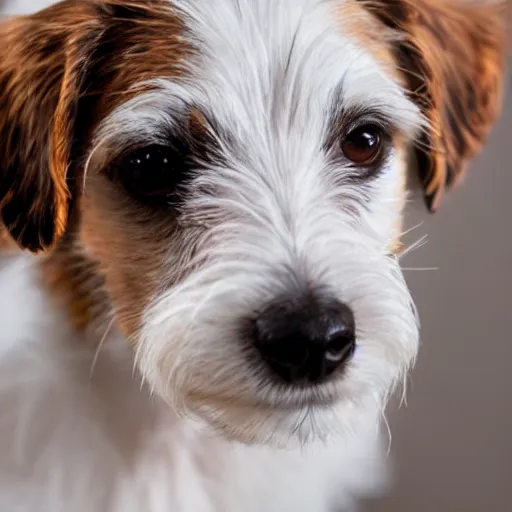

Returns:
366,63,512,512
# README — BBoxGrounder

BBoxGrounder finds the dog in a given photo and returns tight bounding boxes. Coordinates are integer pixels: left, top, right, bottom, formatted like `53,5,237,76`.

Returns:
0,0,507,510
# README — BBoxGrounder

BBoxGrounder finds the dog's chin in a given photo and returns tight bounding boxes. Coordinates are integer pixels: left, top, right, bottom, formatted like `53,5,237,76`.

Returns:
183,390,384,447
142,370,385,447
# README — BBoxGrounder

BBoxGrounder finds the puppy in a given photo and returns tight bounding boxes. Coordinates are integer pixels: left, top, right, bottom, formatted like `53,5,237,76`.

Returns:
0,0,507,511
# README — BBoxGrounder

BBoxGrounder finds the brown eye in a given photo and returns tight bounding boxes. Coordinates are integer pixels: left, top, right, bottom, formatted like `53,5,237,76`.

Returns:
341,125,383,165
109,142,190,206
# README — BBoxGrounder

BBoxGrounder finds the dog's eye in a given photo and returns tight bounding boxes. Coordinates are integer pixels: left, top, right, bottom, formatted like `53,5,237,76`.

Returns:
341,125,383,165
109,143,189,206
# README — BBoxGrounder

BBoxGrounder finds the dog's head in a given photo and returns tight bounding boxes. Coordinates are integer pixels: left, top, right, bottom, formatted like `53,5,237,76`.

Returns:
0,0,507,444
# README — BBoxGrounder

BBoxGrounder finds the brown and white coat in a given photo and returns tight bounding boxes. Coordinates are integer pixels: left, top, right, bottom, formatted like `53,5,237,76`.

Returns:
0,1,507,511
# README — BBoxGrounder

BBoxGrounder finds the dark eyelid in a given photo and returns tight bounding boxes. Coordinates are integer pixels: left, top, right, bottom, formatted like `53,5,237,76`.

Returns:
345,116,394,138
105,134,187,176
327,106,395,143
102,106,204,174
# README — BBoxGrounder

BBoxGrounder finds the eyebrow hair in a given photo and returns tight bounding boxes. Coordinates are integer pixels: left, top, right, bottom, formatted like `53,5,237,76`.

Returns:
93,98,236,185
324,101,402,156
327,82,424,141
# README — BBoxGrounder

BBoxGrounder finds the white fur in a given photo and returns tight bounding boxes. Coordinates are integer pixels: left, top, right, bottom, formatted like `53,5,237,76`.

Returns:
0,0,424,510
0,255,388,512
97,0,421,443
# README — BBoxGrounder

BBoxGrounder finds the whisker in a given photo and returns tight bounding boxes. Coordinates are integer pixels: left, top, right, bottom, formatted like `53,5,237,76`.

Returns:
82,135,111,194
402,266,439,271
380,406,392,457
89,316,116,379
400,221,425,238
399,374,409,409
399,234,429,259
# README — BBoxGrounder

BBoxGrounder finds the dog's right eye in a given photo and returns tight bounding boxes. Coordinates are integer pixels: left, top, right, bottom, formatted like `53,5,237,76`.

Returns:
108,143,190,206
340,124,384,166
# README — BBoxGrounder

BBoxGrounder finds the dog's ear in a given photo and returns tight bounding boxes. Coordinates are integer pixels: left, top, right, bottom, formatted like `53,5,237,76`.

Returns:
0,2,105,252
363,0,508,211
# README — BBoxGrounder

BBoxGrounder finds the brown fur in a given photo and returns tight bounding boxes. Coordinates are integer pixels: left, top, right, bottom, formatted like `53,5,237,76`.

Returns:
0,0,187,253
0,1,188,332
360,0,508,211
0,224,17,252
0,2,103,251
40,237,109,332
78,186,177,337
337,1,402,81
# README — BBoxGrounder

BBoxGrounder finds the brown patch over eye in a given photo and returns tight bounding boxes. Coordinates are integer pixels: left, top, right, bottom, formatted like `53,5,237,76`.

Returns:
358,0,507,211
340,124,383,165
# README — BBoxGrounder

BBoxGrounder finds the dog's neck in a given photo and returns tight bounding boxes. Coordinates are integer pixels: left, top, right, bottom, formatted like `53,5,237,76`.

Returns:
39,240,111,336
0,227,100,334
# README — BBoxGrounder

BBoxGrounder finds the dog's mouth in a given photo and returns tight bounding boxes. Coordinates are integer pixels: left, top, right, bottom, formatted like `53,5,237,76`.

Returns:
181,365,349,414
178,377,371,447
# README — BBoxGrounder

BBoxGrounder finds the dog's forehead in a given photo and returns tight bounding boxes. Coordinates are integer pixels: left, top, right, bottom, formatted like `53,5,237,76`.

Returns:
95,0,420,152
176,0,409,123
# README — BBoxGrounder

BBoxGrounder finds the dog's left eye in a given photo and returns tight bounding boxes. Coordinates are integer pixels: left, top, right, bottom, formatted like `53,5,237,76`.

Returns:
109,143,190,206
340,124,384,166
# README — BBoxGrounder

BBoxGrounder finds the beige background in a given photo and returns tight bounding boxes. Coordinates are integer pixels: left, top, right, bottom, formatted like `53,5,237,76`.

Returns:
366,65,512,511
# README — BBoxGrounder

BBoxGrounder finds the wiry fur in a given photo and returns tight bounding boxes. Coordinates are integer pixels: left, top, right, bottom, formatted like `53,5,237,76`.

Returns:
0,0,507,511
0,254,389,512
87,0,423,445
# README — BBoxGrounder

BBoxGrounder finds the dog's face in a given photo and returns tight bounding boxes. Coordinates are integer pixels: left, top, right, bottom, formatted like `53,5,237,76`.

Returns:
0,0,507,444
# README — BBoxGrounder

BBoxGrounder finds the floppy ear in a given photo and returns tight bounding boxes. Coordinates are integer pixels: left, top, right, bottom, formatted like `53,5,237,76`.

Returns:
363,0,508,211
0,2,103,252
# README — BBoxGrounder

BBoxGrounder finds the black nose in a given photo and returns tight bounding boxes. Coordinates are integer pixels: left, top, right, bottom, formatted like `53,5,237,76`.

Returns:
253,296,356,384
